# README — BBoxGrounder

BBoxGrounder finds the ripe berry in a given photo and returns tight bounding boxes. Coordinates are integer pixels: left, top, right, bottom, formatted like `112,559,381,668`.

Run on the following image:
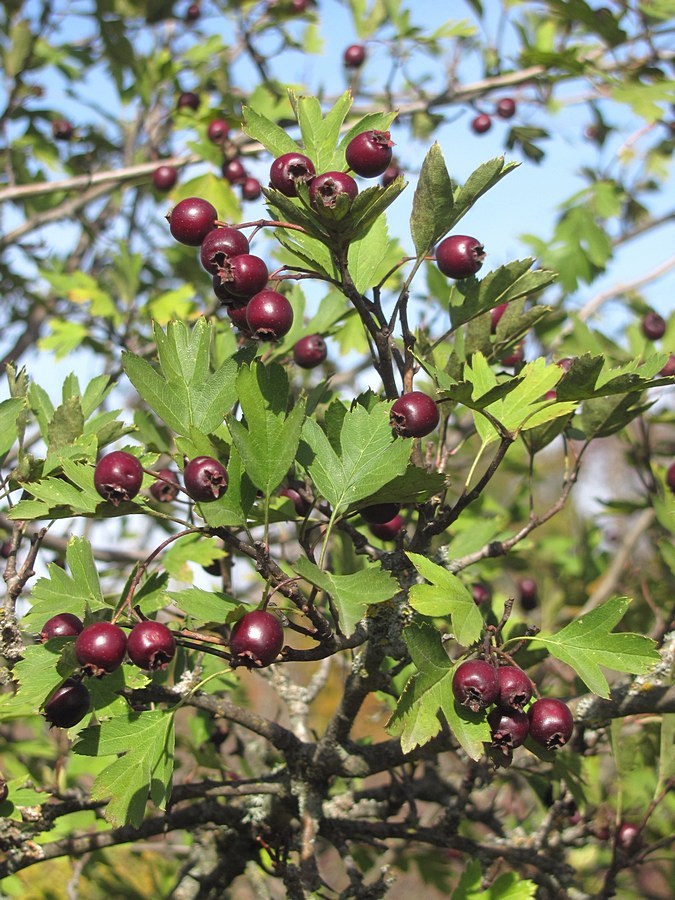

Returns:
127,620,176,671
491,302,508,332
496,97,517,119
343,44,366,68
472,583,492,606
616,822,641,854
390,391,440,438
518,577,538,610
369,514,405,541
149,468,180,503
177,90,200,111
44,679,91,728
184,456,228,502
226,300,251,332
229,610,284,668
94,451,143,506
436,235,485,279
293,334,327,368
0,541,11,559
152,165,178,192
642,311,666,340
168,196,217,246
280,485,311,516
345,130,394,178
270,152,316,197
75,622,127,676
666,462,675,493
222,158,248,184
471,113,492,134
185,3,201,21
452,658,499,713
309,171,358,208
660,353,675,376
381,161,402,187
488,707,530,749
52,119,74,141
501,343,525,368
207,119,230,143
200,227,250,274
361,503,401,524
496,666,533,711
40,613,83,642
528,697,574,750
217,254,269,298
246,290,294,341
241,177,262,201
556,356,575,373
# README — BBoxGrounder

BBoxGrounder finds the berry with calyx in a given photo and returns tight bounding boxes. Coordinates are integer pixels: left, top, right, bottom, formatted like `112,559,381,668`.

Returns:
217,253,268,298
246,290,294,341
200,227,250,274
222,158,247,184
152,165,178,192
345,130,394,178
293,334,327,368
369,514,405,541
185,3,201,21
381,161,402,187
127,620,176,671
528,697,574,749
666,462,675,493
309,171,358,208
44,679,91,728
642,311,666,340
40,613,83,642
52,118,74,141
75,622,127,676
213,274,239,304
471,113,492,134
168,197,217,246
390,391,440,438
361,503,401,524
660,353,675,376
436,235,485,279
241,177,262,201
491,302,508,332
184,456,228,502
207,119,230,143
496,666,533,711
488,707,530,749
616,822,641,854
343,43,366,68
229,610,284,668
501,343,525,368
149,468,180,503
270,152,316,197
496,97,517,119
94,451,143,506
452,658,499,713
472,583,492,606
177,90,200,111
518,576,538,610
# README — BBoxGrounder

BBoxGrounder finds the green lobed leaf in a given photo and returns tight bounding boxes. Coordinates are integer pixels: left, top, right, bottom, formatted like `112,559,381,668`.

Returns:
348,212,401,293
0,398,24,457
406,552,484,647
452,859,537,899
243,104,303,158
11,643,77,713
410,142,455,257
167,587,240,625
122,352,190,435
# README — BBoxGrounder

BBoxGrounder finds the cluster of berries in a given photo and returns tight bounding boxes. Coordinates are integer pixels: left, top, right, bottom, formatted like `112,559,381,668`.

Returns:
470,97,517,135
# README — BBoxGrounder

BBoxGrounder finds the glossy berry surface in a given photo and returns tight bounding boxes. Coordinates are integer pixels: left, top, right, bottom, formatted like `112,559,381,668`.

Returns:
226,300,251,331
343,43,366,68
293,334,327,368
436,235,485,279
369,514,404,541
75,622,127,676
52,118,74,140
241,177,262,201
345,130,393,178
184,456,228,502
222,158,247,184
471,113,492,134
94,451,143,506
177,90,200,111
528,697,574,750
491,302,508,332
229,610,284,668
246,290,294,341
642,311,666,340
361,503,401,524
168,197,217,246
41,613,83,642
666,462,675,492
149,468,180,503
200,227,250,274
496,97,516,118
218,254,269,298
390,391,439,438
452,659,499,713
127,621,176,671
309,171,358,208
496,666,533,711
207,119,230,143
152,165,178,192
269,152,316,197
44,679,91,728
518,577,538,610
488,707,530,749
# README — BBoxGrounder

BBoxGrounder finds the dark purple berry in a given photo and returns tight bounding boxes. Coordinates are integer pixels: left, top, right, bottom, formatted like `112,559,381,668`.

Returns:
436,235,485,279
491,302,508,332
40,613,83,642
471,113,492,134
361,503,401,524
496,97,516,119
659,353,675,376
200,227,250,274
345,130,394,178
0,541,11,559
472,583,492,606
293,334,327,368
616,822,641,854
222,158,247,184
381,161,402,187
488,707,530,749
168,196,218,246
390,391,439,438
501,343,525,368
52,119,74,141
185,3,201,21
241,177,262,201
152,165,178,192
177,90,200,111
280,485,311,516
556,356,575,373
75,622,127,676
226,300,251,331
149,468,180,503
127,620,176,671
518,577,538,610
452,658,499,713
343,44,366,68
207,118,230,143
229,610,284,668
528,697,574,750
642,311,666,340
309,171,358,208
369,514,404,541
216,254,268,299
246,290,294,341
184,456,228,502
213,274,239,304
94,451,143,506
44,678,91,728
666,462,675,493
496,666,533,711
269,152,316,197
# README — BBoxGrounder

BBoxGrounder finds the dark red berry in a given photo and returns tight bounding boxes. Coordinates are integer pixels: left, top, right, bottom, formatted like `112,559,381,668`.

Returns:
343,44,366,68
528,697,574,750
185,3,201,21
642,311,666,340
518,577,538,610
491,302,508,332
496,97,516,119
556,357,575,373
290,0,309,11
309,171,358,208
127,620,176,671
75,622,127,677
168,196,217,246
44,678,91,728
241,177,262,201
381,161,402,187
0,780,7,804
496,666,533,711
40,613,83,642
0,541,11,559
472,583,492,606
52,119,74,141
488,707,530,749
280,485,311,516
345,130,394,178
149,468,180,503
544,389,557,401
94,451,143,506
152,165,178,192
200,227,250,274
501,343,525,367
361,503,401,524
184,456,228,502
207,119,230,143
269,152,316,197
616,822,641,854
222,158,248,184
471,113,492,134
436,235,485,279
369,514,405,541
293,334,327,368
666,462,675,493
452,659,499,713
390,391,440,438
216,253,269,299
177,90,200,111
246,290,294,341
226,300,251,331
229,610,284,668
659,353,675,376
213,274,239,304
